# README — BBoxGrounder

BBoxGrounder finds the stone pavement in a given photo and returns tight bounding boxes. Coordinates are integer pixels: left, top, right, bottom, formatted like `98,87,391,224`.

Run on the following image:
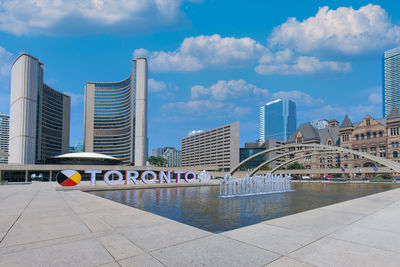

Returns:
1,182,400,266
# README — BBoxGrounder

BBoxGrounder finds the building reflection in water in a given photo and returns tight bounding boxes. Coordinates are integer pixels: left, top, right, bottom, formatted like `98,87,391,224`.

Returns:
91,183,397,233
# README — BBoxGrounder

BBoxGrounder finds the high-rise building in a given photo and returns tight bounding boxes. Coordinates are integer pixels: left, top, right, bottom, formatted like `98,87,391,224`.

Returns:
310,119,329,130
383,46,400,117
163,148,181,167
259,99,296,142
84,58,148,165
9,53,70,164
239,138,285,170
0,113,9,164
181,122,240,171
151,147,174,158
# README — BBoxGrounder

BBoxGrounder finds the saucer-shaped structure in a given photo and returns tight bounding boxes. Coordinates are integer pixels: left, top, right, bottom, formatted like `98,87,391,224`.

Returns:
51,152,121,165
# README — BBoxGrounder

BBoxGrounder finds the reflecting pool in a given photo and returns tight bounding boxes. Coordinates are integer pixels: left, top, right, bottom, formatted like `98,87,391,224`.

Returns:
90,183,398,233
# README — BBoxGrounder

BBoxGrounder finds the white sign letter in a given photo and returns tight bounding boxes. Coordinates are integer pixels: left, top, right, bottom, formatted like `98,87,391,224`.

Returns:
159,171,171,183
174,171,184,183
85,170,101,186
126,171,140,184
184,171,196,183
104,171,123,185
141,171,157,184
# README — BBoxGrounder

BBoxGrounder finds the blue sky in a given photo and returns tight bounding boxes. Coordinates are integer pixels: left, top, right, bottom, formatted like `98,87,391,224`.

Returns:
0,0,400,151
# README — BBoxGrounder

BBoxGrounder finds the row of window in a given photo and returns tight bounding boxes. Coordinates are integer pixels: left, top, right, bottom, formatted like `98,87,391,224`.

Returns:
354,131,383,140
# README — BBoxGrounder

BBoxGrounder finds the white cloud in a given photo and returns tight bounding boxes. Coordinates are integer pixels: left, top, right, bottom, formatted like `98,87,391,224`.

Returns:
162,99,251,118
368,92,382,105
148,78,167,93
63,91,83,106
0,0,194,35
188,130,203,136
269,4,400,54
134,34,268,72
0,46,13,77
191,79,269,100
255,54,351,75
271,90,324,106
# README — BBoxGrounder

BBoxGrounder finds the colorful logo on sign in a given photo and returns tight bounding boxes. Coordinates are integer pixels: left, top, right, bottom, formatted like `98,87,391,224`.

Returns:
57,170,81,186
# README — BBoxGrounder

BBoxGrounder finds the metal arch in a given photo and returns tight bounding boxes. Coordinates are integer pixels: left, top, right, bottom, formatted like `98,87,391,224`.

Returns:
231,143,400,175
249,148,337,177
270,151,340,174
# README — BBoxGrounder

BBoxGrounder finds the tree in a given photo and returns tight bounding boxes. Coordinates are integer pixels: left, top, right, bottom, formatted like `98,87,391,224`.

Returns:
286,162,305,170
148,156,167,167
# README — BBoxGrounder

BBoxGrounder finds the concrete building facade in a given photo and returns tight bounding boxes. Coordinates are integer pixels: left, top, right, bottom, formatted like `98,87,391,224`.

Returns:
151,147,175,158
383,46,400,117
9,53,70,164
0,113,9,164
239,138,285,170
163,148,181,167
259,99,296,142
181,122,240,171
84,58,147,166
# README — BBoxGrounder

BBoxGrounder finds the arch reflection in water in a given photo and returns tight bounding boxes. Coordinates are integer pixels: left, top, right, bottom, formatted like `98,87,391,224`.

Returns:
219,173,293,198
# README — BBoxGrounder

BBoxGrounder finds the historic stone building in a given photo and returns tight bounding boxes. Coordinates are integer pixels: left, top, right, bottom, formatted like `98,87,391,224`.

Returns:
286,106,400,170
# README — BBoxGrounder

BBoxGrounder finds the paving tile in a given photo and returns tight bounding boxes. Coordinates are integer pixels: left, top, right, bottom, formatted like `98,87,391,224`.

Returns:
265,256,314,267
152,235,280,267
222,223,316,254
330,224,400,253
0,238,114,267
351,208,400,234
119,253,164,267
122,221,211,252
288,237,400,267
264,208,363,238
79,213,113,232
99,233,145,260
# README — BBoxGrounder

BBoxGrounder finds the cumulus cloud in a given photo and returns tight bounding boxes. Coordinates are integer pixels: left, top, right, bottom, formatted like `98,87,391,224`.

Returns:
0,0,195,35
255,53,351,75
162,100,251,118
134,34,268,72
368,92,382,105
148,78,167,93
191,79,269,100
269,4,400,54
271,90,324,106
0,46,13,76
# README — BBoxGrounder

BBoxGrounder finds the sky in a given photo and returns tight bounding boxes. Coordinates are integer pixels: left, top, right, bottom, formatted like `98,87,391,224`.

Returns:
0,0,400,152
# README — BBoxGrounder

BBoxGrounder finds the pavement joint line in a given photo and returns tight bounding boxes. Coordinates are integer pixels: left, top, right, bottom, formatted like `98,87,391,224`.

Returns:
0,185,42,244
328,236,400,254
98,241,123,267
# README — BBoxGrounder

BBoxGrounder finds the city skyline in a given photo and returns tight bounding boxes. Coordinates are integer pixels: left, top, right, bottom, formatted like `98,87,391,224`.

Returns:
0,1,400,151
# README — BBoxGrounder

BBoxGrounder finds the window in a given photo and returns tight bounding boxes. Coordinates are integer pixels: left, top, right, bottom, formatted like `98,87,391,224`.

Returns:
320,157,325,163
391,127,400,136
344,155,349,161
367,132,371,139
306,156,311,162
290,154,294,159
394,151,398,158
366,119,370,126
342,134,349,142
370,146,376,151
379,131,383,137
327,156,333,162
355,135,359,140
373,132,377,138
379,145,386,150
296,137,303,143
361,147,367,152
327,140,332,146
392,142,395,148
361,134,364,140
396,142,399,148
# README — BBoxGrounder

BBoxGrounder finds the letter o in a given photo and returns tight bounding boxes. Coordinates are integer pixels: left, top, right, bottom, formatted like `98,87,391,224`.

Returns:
184,171,196,183
141,171,157,184
104,171,123,185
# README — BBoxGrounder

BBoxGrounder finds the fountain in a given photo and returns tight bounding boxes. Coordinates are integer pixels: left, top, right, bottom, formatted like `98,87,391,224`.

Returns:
219,173,293,197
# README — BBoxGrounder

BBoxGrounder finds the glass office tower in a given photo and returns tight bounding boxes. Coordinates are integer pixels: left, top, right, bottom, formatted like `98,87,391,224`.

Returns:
259,99,296,142
84,58,148,165
383,46,400,117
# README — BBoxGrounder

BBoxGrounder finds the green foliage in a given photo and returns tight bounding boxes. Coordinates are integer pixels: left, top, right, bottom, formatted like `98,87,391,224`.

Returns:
371,173,392,180
148,156,167,167
286,162,305,170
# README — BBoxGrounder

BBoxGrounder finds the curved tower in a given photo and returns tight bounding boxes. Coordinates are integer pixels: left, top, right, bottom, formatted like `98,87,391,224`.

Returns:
84,58,147,165
9,53,70,164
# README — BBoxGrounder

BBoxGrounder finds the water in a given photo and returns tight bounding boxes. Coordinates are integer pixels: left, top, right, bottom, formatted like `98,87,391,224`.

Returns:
219,173,292,197
90,183,399,233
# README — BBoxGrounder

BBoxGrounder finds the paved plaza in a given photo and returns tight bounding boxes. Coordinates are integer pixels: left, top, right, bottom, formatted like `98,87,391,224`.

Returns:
1,182,400,266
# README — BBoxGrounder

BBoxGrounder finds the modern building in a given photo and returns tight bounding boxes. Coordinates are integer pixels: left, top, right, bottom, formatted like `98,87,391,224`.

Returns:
181,122,240,171
69,141,84,152
84,57,148,166
151,147,175,158
163,148,181,167
239,138,285,170
9,53,70,164
383,46,400,117
259,99,296,142
309,119,329,130
0,113,9,164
